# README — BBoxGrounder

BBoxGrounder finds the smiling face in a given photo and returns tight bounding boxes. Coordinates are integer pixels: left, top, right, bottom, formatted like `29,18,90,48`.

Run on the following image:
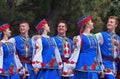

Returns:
57,22,67,36
107,18,117,31
19,22,29,34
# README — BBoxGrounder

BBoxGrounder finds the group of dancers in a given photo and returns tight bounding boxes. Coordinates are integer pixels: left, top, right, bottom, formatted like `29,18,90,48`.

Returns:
0,15,119,79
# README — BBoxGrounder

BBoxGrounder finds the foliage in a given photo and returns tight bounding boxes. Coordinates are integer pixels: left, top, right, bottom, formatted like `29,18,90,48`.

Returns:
0,0,120,38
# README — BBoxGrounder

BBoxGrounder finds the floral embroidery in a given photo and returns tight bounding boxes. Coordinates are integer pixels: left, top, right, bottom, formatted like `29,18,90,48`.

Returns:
114,41,119,46
8,65,14,75
34,44,39,55
58,62,62,66
83,65,88,70
106,68,111,73
63,38,71,58
62,71,67,75
17,67,24,73
49,58,56,67
25,71,29,74
0,68,4,73
115,48,118,54
91,61,97,70
41,62,46,67
70,61,75,64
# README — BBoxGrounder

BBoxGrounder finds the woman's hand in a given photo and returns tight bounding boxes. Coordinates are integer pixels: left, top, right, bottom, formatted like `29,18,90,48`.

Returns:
34,68,39,74
100,71,105,78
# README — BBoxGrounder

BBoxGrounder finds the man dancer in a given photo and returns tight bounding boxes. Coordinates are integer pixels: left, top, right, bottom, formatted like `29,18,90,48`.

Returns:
53,20,73,79
9,21,36,79
96,16,120,79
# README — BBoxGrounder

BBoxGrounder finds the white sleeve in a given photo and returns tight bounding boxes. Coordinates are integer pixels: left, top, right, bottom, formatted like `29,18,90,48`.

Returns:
0,46,3,73
9,38,25,75
68,35,81,65
32,38,43,68
97,44,105,72
95,33,104,45
62,35,82,76
14,51,25,75
53,38,63,69
8,38,16,44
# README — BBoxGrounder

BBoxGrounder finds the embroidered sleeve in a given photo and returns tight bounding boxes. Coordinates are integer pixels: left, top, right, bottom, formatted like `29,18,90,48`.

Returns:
68,36,81,67
62,35,81,76
32,37,43,68
96,44,105,72
0,46,4,73
95,33,104,45
8,38,16,44
14,52,25,75
53,38,63,69
9,38,25,75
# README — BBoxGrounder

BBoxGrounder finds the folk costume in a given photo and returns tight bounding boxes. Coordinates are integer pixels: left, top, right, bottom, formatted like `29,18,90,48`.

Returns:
9,29,36,79
63,15,104,79
53,35,74,78
32,19,62,79
96,31,120,79
0,23,22,79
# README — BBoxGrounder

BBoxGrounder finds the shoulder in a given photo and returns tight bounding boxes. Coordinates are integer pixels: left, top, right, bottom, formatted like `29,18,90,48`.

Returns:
14,35,19,38
67,37,72,41
52,36,58,39
32,35,42,41
116,34,120,39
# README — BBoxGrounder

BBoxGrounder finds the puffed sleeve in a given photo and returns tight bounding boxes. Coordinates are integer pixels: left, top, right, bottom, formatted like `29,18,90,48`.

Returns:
0,46,4,73
53,38,63,69
8,38,16,44
62,35,82,76
96,44,105,72
14,52,25,75
32,37,43,68
8,38,25,75
95,33,104,45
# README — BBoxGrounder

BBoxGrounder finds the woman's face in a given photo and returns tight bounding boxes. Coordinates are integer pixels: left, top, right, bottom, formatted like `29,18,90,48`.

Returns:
3,28,11,37
43,24,50,33
86,20,94,30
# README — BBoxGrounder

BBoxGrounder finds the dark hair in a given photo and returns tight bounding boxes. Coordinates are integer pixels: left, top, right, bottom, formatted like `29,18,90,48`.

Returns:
109,16,119,25
57,20,68,29
19,20,29,26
